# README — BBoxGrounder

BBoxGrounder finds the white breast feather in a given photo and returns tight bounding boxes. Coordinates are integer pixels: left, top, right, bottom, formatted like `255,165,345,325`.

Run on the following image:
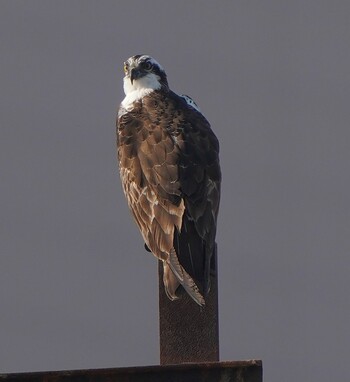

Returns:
122,73,161,110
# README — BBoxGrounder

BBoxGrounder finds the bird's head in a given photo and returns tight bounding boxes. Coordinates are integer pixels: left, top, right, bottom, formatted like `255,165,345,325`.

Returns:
122,55,168,96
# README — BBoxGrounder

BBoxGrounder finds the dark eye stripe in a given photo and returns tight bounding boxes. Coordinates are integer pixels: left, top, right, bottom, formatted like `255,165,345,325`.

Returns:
143,61,153,70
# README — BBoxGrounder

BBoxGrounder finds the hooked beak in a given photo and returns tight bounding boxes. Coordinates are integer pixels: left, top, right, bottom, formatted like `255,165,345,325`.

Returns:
130,68,143,84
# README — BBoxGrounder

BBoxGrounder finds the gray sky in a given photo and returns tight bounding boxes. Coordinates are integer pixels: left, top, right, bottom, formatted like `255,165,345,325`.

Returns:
1,1,350,381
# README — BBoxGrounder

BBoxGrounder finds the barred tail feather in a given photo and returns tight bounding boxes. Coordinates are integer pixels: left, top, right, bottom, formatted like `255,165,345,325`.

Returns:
164,249,205,306
163,262,180,301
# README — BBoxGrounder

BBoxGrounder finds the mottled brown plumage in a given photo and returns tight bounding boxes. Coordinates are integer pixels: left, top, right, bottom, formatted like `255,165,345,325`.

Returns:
116,55,221,306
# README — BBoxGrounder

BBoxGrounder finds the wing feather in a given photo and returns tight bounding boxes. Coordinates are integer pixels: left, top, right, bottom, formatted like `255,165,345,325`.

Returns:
117,89,220,305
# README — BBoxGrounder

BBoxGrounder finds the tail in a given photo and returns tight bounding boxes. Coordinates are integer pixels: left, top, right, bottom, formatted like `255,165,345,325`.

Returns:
163,248,205,306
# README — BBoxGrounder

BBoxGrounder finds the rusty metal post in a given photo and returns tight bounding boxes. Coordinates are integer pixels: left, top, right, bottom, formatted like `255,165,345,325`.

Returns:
0,256,264,381
158,253,219,364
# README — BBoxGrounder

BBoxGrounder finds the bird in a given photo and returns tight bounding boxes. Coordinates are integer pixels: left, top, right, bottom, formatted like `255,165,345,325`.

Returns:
116,55,221,306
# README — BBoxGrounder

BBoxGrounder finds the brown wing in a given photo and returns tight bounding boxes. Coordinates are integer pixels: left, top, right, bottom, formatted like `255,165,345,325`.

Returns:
117,101,184,262
117,90,221,304
168,92,221,294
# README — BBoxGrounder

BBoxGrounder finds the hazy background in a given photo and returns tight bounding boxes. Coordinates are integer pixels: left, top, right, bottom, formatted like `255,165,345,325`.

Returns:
1,1,349,381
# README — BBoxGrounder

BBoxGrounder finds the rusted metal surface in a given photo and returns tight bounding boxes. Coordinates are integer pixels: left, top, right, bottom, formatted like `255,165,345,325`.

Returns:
0,360,262,382
158,254,219,365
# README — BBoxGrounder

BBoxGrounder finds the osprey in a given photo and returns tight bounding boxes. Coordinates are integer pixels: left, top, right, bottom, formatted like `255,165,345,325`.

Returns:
116,55,221,306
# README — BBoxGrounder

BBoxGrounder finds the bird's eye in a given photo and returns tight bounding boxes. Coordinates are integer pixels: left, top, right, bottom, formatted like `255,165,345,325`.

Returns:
123,63,128,74
143,61,153,71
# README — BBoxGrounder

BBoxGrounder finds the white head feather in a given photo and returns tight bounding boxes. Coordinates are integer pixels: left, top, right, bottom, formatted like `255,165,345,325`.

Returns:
121,55,164,110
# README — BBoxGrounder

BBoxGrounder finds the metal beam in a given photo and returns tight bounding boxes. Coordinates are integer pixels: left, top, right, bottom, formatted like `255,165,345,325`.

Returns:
0,361,262,382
